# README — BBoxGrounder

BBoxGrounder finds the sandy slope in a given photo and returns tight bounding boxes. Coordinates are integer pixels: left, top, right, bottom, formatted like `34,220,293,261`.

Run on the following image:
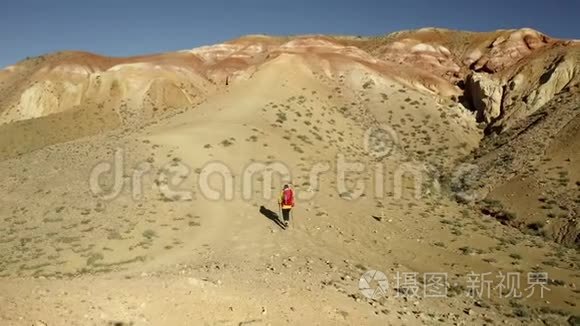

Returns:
0,29,579,325
0,50,578,325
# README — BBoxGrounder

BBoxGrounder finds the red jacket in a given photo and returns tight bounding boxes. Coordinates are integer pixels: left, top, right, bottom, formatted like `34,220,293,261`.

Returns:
279,188,295,209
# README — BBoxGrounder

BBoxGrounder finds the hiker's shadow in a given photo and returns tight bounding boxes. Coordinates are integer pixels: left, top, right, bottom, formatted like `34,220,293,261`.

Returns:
259,206,286,230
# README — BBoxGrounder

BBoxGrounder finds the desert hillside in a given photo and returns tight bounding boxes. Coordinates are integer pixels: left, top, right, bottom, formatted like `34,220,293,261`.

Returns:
0,28,578,325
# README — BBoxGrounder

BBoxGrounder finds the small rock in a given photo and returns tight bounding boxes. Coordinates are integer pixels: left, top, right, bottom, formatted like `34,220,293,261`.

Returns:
474,301,489,308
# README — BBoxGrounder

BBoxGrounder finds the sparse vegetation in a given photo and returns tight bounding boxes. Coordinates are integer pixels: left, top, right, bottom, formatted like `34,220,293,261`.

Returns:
220,138,235,147
142,229,157,239
0,29,578,325
509,253,522,260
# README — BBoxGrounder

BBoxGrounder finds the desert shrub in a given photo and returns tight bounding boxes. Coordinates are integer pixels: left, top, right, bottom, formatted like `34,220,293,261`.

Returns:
509,253,522,260
276,111,287,123
142,229,157,239
362,80,374,89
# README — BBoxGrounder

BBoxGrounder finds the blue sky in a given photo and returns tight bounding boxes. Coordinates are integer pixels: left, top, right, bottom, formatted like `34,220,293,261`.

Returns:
1,0,579,68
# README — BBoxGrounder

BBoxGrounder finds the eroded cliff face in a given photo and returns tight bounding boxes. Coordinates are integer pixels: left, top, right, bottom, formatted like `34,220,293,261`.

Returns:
1,28,577,133
466,72,504,123
0,53,219,127
464,45,579,133
363,27,579,132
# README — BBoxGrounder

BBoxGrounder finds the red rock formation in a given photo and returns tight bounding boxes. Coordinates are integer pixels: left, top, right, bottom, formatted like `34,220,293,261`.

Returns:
0,28,578,130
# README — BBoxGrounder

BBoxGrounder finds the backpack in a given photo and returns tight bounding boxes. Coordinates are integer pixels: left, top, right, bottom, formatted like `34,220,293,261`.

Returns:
282,188,294,206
